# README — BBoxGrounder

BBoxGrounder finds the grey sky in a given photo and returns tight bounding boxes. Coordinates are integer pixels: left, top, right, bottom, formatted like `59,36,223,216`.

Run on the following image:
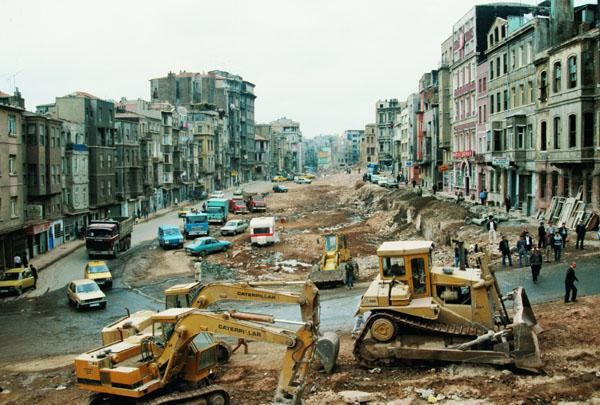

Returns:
2,0,586,138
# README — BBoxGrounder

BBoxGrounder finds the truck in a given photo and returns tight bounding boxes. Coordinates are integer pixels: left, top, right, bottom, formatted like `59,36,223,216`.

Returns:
85,216,134,258
206,198,229,224
249,216,279,246
246,194,267,212
183,212,209,239
229,197,249,214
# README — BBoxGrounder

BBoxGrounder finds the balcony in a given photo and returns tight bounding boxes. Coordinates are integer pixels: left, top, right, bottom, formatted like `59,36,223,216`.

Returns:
542,147,595,164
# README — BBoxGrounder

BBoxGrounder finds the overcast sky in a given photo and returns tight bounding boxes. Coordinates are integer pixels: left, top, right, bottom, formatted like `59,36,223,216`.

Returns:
2,0,588,138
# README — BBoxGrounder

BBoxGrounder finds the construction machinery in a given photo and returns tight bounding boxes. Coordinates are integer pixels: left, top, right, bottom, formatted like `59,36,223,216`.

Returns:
75,308,322,404
309,233,358,287
353,240,542,372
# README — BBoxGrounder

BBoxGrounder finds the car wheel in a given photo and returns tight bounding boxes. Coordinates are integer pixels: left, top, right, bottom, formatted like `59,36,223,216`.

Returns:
200,251,207,257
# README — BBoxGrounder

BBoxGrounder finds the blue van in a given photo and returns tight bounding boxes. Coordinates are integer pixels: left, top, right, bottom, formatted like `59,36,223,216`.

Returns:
184,213,209,239
158,225,184,249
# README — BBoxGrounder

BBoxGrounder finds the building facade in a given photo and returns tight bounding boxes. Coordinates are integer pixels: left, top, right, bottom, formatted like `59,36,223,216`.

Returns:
375,99,403,171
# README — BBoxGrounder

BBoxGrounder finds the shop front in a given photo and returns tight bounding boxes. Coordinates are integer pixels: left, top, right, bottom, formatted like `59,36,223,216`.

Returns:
25,221,50,258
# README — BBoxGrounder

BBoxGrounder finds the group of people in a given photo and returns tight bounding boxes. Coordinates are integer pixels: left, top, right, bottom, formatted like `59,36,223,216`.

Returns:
11,254,38,289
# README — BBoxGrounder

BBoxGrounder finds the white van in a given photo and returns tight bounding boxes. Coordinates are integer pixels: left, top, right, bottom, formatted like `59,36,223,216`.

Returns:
249,217,280,246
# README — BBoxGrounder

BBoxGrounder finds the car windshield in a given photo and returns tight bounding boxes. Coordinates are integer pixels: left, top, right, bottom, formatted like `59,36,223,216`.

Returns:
76,282,100,293
88,265,109,273
2,272,21,280
187,215,207,223
225,221,238,227
87,228,113,237
207,207,221,213
164,229,180,236
324,235,337,251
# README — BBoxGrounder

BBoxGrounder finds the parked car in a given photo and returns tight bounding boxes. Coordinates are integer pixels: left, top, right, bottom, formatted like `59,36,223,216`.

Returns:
273,184,288,193
220,219,249,236
369,174,381,183
66,279,106,310
184,237,232,256
0,267,35,295
247,195,267,212
384,178,399,188
229,198,249,214
294,176,312,184
285,173,296,181
158,224,184,249
178,207,192,218
303,172,316,179
209,190,225,199
271,175,287,182
84,260,113,288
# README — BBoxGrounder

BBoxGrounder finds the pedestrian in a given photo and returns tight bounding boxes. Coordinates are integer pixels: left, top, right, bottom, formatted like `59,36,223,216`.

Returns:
524,232,533,252
530,247,542,283
552,231,563,262
453,243,460,267
559,222,568,248
575,219,586,249
396,174,400,183
13,254,22,268
29,264,38,289
432,184,437,195
504,194,511,214
537,222,546,248
486,215,498,243
479,188,488,205
412,179,417,188
519,225,529,238
499,234,512,267
344,263,355,289
517,236,529,268
564,262,579,303
544,232,553,263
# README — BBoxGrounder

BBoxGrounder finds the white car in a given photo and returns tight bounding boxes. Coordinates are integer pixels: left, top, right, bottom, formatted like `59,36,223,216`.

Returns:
209,190,225,199
294,177,312,184
220,219,249,236
377,177,389,186
67,279,107,310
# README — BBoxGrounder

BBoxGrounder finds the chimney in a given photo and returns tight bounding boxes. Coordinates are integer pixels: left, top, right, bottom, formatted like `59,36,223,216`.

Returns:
550,0,574,45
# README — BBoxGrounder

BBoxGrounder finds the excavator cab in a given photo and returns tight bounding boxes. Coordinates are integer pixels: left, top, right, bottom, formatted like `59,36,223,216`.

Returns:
354,240,542,372
309,233,358,287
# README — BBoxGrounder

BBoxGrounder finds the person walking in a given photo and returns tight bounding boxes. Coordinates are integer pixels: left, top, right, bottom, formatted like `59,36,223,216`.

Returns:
344,263,355,289
544,232,553,263
432,184,437,195
530,247,542,283
504,194,511,214
29,264,38,289
479,188,488,205
453,243,460,267
537,222,546,249
524,232,533,253
564,262,578,303
575,219,586,249
487,215,498,243
517,236,529,268
553,231,563,262
558,222,568,249
412,179,417,188
499,235,512,267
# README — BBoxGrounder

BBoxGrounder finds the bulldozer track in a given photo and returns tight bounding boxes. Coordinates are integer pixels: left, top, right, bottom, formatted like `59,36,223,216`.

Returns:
145,384,230,405
353,311,482,367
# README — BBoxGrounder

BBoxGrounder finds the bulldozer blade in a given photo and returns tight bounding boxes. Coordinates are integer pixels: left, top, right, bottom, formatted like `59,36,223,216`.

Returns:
309,269,345,286
509,287,543,372
314,332,339,374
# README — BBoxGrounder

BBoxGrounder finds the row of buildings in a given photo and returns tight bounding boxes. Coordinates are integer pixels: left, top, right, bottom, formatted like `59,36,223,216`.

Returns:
362,0,600,217
0,70,307,270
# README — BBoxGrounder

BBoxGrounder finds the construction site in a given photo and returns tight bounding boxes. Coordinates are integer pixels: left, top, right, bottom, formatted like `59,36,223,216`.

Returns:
1,173,600,404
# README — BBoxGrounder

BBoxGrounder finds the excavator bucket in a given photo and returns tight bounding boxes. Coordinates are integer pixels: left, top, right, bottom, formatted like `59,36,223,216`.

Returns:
507,287,543,372
309,268,345,286
314,332,339,374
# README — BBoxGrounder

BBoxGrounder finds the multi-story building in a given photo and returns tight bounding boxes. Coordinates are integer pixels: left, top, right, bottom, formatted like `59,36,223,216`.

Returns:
114,116,143,216
269,117,304,174
42,92,118,218
343,130,364,166
415,71,440,188
375,99,404,171
398,94,419,181
450,4,535,197
171,106,193,202
362,123,378,166
188,109,219,192
254,133,270,180
439,35,454,190
475,59,490,199
23,112,64,257
61,120,88,239
0,91,27,269
535,3,600,212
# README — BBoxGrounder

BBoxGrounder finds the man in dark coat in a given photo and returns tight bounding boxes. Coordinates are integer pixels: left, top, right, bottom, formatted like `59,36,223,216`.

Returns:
559,222,568,248
564,262,578,303
537,222,546,248
498,235,512,267
575,219,586,249
530,247,542,283
29,264,38,289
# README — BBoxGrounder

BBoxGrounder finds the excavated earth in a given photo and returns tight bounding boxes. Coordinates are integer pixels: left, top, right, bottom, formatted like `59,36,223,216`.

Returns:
1,173,599,404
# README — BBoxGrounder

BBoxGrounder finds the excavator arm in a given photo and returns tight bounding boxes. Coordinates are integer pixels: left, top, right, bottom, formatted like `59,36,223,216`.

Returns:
152,309,316,402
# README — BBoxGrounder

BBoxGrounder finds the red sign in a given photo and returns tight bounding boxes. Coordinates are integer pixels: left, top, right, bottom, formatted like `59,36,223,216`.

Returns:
453,150,475,159
25,222,50,236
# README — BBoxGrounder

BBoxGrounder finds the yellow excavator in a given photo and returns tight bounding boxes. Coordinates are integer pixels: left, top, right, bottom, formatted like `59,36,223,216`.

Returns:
75,308,319,404
309,233,358,287
353,240,542,372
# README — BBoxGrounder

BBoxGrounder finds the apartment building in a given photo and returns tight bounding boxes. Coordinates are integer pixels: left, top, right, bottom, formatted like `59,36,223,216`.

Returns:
375,99,403,171
61,120,88,239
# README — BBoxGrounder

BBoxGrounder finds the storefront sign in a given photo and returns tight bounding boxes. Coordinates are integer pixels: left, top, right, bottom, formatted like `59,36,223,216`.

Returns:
25,222,50,236
26,204,43,220
405,161,413,167
452,150,474,159
438,164,450,172
492,156,510,168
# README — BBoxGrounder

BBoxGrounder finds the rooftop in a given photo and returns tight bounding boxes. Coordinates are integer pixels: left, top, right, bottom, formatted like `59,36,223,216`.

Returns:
377,240,434,256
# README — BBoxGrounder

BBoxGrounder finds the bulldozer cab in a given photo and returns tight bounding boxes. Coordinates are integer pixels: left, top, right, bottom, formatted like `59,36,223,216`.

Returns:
378,241,433,299
165,283,202,309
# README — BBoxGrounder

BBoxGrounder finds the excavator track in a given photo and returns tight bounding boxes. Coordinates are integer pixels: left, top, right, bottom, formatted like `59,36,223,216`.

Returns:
145,384,230,405
353,311,505,368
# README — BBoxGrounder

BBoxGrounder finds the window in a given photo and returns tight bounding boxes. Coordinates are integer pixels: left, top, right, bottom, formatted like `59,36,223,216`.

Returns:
503,89,508,110
503,53,507,74
511,87,516,108
107,181,112,196
519,84,525,105
553,62,562,92
540,71,548,101
496,92,501,112
9,155,16,175
496,57,501,77
493,130,502,151
478,106,482,124
482,77,487,91
528,81,534,104
490,61,494,79
517,126,525,149
100,154,104,169
483,104,487,122
553,117,561,149
511,49,516,69
490,95,495,114
10,197,18,218
568,114,577,148
382,257,406,278
7,115,17,135
527,124,533,149
568,56,577,88
107,154,112,168
411,258,427,295
540,172,546,198
583,112,594,147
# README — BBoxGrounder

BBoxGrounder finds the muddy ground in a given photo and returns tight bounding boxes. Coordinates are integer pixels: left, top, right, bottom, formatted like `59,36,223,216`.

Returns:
1,173,599,404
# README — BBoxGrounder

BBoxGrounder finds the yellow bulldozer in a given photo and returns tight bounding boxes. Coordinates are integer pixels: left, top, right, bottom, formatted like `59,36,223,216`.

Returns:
353,240,542,372
309,233,358,287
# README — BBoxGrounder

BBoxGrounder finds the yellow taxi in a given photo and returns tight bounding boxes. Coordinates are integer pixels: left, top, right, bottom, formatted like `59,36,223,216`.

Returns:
303,172,316,179
84,261,113,288
0,267,35,295
271,175,287,182
178,207,192,218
